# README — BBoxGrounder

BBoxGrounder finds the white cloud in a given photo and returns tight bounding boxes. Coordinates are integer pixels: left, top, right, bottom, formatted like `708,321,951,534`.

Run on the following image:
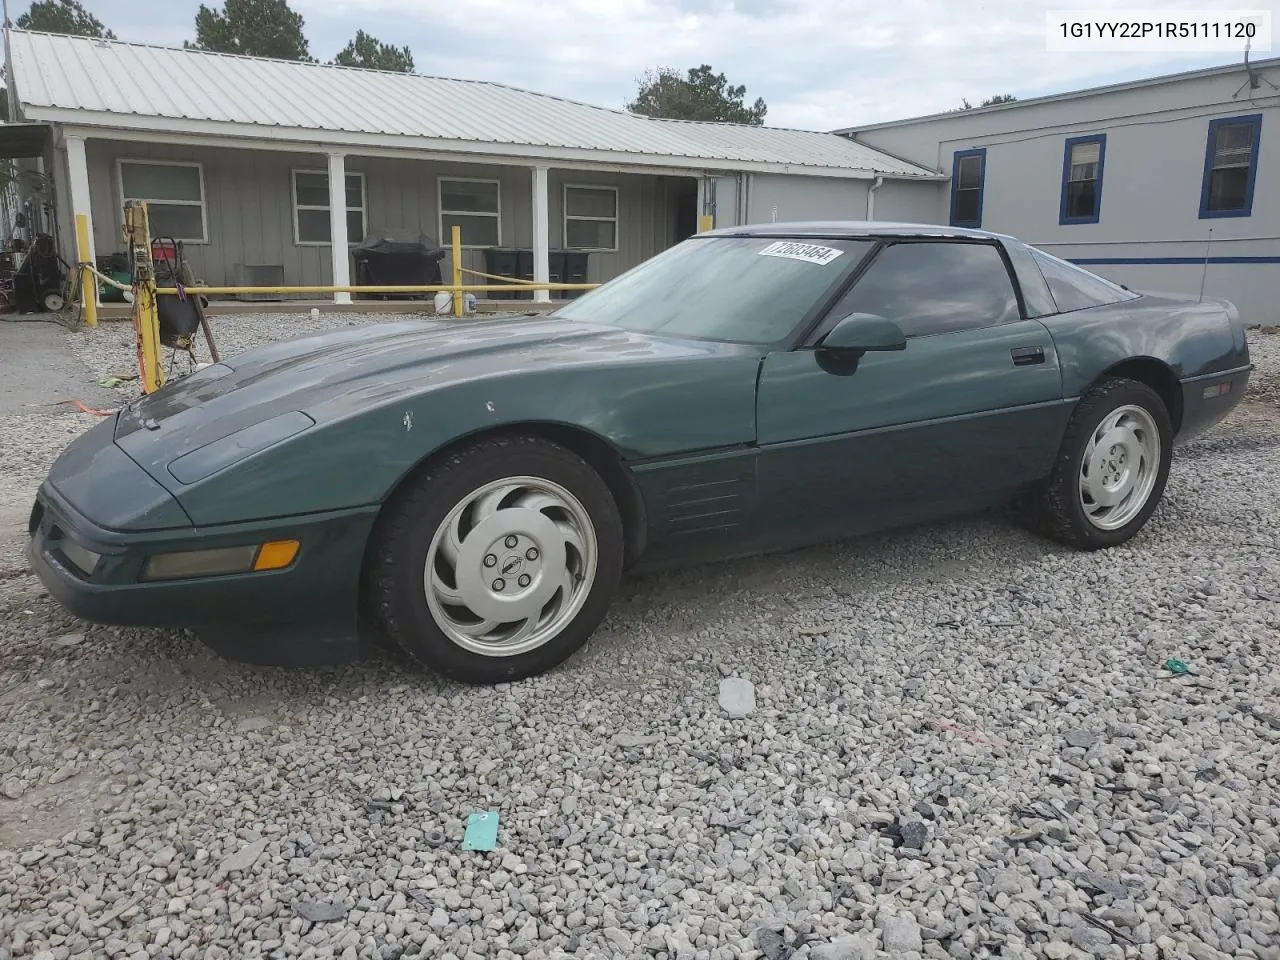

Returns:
83,0,1254,129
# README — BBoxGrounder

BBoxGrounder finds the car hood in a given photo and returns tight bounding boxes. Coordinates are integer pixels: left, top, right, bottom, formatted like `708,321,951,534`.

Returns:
113,313,744,466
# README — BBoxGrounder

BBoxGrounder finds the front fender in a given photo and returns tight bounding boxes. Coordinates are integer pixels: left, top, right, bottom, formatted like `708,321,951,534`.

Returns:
169,352,761,526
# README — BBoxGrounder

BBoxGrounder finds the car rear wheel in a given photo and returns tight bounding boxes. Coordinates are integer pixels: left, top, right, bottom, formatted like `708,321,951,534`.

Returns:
1034,378,1173,549
367,434,624,683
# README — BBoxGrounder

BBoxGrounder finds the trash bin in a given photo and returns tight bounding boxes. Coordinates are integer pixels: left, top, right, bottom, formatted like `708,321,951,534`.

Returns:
561,251,589,299
515,249,534,301
483,248,520,300
351,228,446,300
547,251,566,298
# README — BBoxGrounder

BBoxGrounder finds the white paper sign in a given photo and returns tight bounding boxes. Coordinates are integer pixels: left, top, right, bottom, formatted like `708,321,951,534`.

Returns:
757,241,845,266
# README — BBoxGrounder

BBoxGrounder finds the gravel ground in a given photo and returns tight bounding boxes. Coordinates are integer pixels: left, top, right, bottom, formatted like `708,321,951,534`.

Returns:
0,315,1278,960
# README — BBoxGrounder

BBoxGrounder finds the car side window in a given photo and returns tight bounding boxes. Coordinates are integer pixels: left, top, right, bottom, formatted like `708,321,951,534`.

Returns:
1031,248,1139,314
829,241,1021,338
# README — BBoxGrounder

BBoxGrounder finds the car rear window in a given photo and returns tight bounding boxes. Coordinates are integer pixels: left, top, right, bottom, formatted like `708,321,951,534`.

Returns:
1032,248,1139,314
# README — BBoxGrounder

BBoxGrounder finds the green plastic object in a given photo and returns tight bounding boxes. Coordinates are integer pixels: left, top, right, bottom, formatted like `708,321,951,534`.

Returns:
461,810,499,851
1166,658,1190,674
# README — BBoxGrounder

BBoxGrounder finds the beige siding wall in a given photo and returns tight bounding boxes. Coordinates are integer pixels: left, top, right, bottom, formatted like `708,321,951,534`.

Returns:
82,138,687,290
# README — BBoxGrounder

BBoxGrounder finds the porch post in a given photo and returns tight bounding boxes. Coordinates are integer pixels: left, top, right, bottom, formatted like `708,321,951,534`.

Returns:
327,151,351,305
531,164,550,303
65,135,96,312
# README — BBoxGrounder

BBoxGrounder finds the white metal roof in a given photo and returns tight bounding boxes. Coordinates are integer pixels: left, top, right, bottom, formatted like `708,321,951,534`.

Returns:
6,30,938,179
834,54,1280,133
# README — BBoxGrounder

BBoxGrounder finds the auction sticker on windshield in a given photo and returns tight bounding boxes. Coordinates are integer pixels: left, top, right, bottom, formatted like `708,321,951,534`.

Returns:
758,241,845,265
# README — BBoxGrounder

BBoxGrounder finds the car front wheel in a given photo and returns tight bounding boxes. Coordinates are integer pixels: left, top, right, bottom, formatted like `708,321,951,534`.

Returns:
368,434,624,683
1035,377,1173,549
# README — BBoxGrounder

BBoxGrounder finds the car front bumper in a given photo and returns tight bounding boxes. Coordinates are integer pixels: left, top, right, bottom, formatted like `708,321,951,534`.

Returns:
28,479,381,667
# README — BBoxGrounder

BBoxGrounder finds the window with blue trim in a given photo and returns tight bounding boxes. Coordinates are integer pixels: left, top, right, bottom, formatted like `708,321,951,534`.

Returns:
949,148,985,227
1059,134,1105,224
1200,114,1262,218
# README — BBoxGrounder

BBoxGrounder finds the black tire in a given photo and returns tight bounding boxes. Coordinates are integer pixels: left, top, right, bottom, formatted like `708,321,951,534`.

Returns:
366,434,624,683
1032,377,1173,549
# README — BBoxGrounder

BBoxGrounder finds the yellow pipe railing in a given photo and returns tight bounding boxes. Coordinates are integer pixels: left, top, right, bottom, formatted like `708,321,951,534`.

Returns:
150,284,597,295
89,201,601,395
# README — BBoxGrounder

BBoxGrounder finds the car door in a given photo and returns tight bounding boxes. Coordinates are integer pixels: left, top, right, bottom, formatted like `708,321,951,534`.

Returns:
754,238,1069,548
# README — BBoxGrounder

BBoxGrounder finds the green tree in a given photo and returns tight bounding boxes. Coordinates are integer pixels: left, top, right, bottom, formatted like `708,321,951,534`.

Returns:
954,93,1019,111
627,64,767,125
187,0,314,61
15,0,115,38
332,30,414,72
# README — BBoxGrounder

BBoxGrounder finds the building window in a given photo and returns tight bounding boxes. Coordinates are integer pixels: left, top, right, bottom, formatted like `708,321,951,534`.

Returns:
1199,113,1262,219
439,178,500,248
564,185,618,251
292,170,366,245
1059,134,1106,225
949,149,985,228
118,160,207,243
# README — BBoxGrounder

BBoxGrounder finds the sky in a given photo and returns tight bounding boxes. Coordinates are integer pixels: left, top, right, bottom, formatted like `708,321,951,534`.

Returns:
34,0,1269,130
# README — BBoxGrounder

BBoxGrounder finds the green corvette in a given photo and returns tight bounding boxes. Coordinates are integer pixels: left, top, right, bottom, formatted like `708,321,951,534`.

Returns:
29,223,1251,683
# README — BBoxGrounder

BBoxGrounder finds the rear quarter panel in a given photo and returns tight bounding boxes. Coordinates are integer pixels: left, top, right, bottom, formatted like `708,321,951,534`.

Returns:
1038,294,1249,398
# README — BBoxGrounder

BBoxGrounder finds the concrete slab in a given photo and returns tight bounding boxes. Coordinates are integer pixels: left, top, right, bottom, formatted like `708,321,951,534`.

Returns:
0,318,121,417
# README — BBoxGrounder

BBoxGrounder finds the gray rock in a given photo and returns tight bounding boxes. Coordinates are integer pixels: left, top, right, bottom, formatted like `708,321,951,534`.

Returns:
756,927,793,960
811,933,877,960
1066,730,1096,749
719,677,756,717
900,819,929,849
881,912,924,954
294,901,346,922
612,733,659,748
1072,871,1130,899
216,838,269,876
1069,924,1113,953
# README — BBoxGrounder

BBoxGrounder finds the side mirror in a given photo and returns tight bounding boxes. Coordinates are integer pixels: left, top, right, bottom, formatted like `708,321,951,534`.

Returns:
819,312,907,353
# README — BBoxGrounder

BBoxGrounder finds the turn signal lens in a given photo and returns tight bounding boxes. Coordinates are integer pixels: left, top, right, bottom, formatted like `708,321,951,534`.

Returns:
142,540,301,581
254,539,300,571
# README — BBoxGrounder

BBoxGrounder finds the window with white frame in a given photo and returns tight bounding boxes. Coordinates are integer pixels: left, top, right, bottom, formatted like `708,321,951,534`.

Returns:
564,185,618,251
439,178,500,248
292,170,366,245
119,160,207,242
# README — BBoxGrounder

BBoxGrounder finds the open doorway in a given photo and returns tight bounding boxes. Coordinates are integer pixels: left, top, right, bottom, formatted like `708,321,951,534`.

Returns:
672,177,699,243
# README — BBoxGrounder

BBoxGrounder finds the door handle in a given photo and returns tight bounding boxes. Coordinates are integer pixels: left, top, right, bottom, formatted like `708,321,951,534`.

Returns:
1011,345,1045,366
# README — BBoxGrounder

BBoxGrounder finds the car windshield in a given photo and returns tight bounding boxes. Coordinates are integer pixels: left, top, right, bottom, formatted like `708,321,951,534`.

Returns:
550,236,876,345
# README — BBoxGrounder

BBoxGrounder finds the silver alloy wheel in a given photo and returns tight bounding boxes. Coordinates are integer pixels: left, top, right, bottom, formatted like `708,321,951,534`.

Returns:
1078,404,1161,531
423,476,598,657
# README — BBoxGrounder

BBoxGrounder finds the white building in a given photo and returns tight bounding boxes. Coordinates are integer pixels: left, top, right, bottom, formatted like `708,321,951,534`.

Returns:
836,56,1280,326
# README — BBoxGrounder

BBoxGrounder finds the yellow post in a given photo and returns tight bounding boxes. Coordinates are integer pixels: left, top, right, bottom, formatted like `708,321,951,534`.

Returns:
450,224,464,317
74,213,98,327
123,201,164,393
136,281,164,394
698,214,715,233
